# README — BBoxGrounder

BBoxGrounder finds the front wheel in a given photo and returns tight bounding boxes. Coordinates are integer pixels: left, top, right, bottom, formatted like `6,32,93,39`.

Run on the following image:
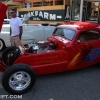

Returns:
2,64,36,94
2,46,20,66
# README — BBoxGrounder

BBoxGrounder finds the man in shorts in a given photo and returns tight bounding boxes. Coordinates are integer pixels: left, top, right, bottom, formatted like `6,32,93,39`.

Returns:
10,8,23,46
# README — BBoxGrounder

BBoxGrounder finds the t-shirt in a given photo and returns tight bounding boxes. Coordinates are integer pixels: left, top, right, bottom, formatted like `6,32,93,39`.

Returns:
24,14,29,20
10,17,22,36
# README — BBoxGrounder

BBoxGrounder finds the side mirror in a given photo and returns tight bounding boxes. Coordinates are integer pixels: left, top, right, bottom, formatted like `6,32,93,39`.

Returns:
76,40,80,44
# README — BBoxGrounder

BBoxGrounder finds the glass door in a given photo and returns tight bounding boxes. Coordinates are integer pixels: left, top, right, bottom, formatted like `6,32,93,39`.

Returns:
86,1,99,23
71,0,80,21
71,0,87,21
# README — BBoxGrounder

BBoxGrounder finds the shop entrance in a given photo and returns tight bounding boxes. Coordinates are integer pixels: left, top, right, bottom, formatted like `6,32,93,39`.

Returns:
85,1,99,23
71,0,100,23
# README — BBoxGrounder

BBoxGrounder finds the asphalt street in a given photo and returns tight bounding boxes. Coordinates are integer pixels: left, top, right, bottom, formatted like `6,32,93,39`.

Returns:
0,51,100,100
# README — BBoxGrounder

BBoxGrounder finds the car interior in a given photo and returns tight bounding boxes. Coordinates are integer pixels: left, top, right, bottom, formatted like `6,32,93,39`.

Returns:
78,30,100,42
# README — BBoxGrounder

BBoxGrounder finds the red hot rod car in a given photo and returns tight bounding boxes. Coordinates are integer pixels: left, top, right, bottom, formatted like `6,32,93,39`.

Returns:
1,22,100,94
1,2,100,95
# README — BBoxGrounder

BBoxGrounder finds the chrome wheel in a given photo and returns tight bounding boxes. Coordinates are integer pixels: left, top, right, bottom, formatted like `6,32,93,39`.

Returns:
0,40,4,50
9,71,31,91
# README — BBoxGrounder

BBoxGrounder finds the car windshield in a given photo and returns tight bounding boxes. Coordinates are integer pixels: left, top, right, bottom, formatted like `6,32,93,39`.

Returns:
53,28,76,40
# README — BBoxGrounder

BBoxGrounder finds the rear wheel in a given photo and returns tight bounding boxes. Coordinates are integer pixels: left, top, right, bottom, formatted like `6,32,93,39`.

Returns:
2,64,36,94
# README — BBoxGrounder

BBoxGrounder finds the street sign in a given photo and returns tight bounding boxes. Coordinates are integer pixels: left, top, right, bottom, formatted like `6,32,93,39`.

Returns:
19,10,65,21
26,3,30,8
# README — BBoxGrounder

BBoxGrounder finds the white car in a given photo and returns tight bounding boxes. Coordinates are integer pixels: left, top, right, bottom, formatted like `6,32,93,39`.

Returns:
3,19,56,42
23,25,55,42
0,24,34,51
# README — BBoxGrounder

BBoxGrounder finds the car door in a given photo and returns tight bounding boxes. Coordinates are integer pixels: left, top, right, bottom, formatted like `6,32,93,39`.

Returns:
70,30,100,70
15,48,68,75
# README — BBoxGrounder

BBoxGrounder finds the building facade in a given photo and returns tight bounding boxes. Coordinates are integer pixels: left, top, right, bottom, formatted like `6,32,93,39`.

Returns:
16,0,69,24
3,0,100,24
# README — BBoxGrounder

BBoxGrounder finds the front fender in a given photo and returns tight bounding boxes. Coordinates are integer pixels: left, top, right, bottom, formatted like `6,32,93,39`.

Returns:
0,57,6,72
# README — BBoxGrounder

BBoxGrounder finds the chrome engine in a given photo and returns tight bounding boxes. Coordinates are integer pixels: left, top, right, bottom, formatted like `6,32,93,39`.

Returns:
26,41,56,54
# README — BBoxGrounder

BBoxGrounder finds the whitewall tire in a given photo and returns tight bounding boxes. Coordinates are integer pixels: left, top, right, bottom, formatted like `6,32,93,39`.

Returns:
0,39,5,51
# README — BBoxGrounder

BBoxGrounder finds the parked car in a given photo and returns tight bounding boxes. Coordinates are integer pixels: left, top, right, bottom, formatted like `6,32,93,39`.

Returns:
3,19,55,43
1,22,100,94
0,23,55,51
0,24,34,50
23,25,55,42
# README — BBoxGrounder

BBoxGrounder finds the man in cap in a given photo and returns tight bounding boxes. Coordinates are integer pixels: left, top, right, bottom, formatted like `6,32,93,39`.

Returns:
10,8,23,46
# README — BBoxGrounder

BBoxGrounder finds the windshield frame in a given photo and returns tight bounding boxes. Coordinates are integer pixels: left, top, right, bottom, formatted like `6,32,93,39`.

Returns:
53,27,76,41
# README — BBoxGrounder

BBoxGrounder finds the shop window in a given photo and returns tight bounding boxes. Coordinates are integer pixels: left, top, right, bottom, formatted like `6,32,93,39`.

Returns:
43,1,53,6
33,2,42,7
71,0,80,21
55,0,63,5
86,2,99,21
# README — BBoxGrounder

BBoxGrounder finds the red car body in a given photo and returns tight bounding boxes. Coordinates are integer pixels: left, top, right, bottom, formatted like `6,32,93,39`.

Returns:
0,3,100,76
1,21,100,75
1,2,100,95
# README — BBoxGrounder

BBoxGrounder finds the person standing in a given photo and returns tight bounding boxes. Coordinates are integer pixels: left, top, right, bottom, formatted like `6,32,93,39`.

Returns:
23,12,29,24
10,8,23,46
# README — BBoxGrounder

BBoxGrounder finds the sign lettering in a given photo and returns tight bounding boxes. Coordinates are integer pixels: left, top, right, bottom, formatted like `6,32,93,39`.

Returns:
19,10,65,21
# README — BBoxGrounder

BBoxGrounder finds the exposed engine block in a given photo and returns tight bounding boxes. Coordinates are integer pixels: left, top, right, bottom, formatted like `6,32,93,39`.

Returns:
26,41,56,54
